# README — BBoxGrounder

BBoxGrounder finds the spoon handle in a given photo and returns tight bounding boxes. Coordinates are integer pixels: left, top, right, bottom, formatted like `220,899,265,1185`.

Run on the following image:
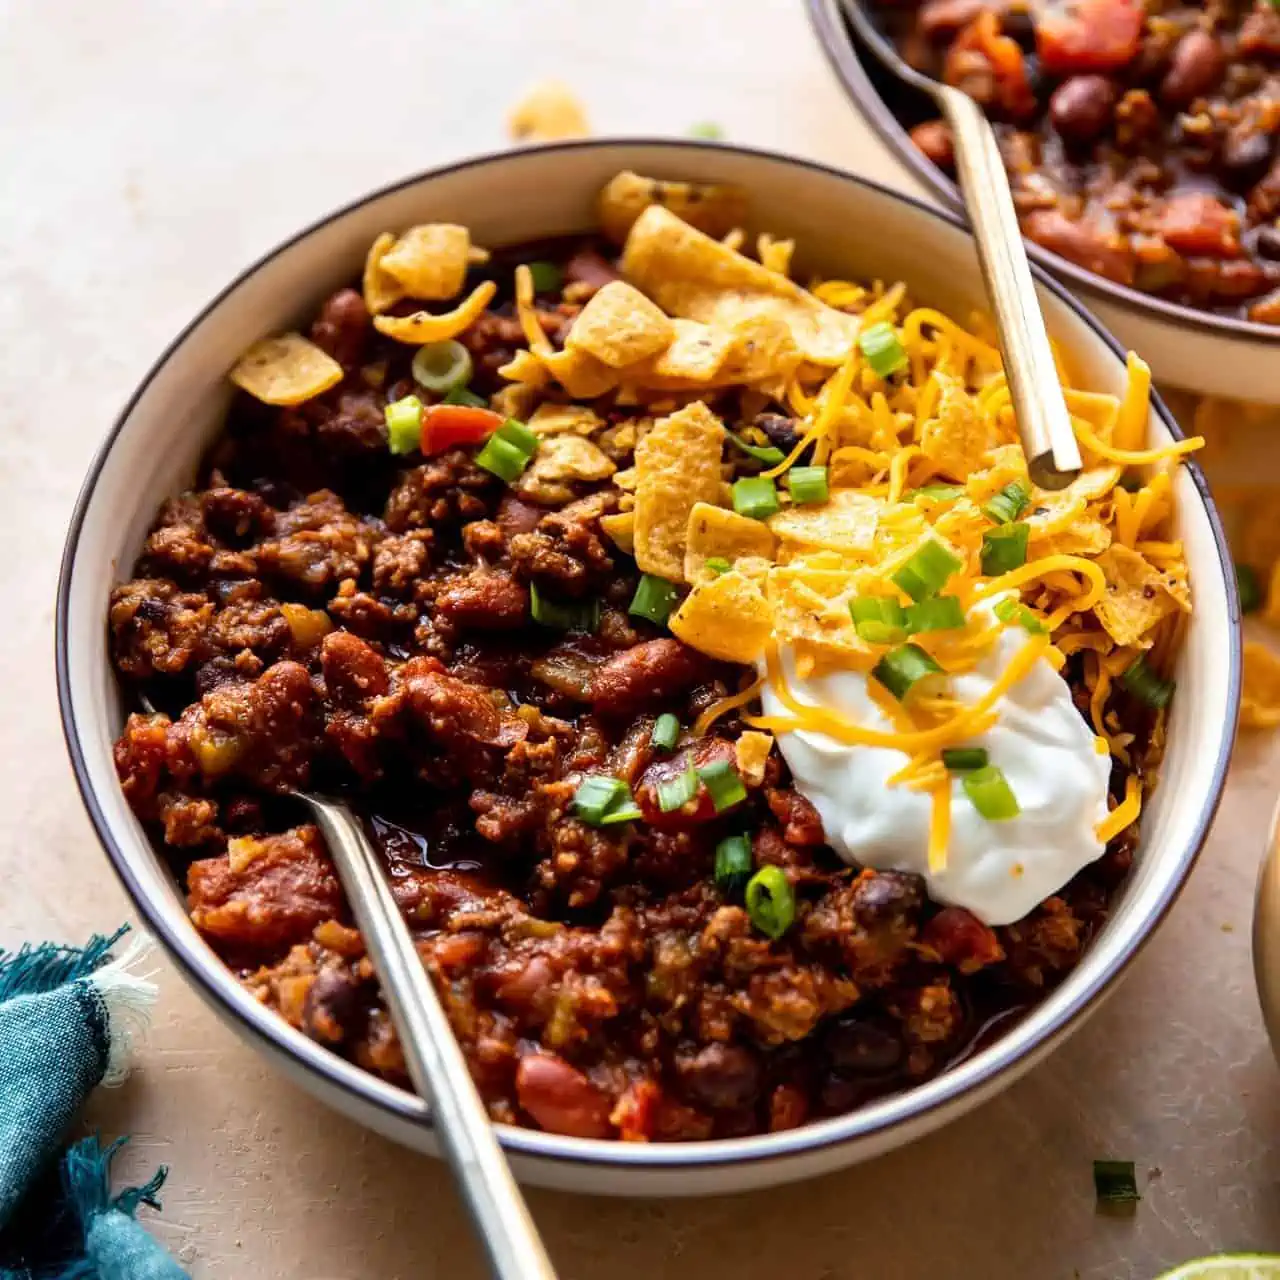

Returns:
937,85,1083,487
302,793,558,1280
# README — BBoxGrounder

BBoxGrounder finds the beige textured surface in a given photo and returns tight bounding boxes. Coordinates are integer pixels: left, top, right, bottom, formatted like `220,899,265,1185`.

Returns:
4,2,1280,1277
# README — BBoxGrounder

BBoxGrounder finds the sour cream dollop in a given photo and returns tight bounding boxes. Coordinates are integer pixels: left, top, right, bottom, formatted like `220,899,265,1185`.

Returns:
762,617,1111,926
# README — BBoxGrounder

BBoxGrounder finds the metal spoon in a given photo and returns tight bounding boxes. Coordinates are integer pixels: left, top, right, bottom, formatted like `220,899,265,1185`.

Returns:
838,0,1083,490
134,695,557,1279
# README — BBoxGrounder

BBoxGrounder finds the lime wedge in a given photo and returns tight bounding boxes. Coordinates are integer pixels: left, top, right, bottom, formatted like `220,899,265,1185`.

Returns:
1156,1257,1280,1280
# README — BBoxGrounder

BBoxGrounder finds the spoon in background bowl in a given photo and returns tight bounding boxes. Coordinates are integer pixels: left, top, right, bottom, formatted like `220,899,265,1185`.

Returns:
838,0,1083,490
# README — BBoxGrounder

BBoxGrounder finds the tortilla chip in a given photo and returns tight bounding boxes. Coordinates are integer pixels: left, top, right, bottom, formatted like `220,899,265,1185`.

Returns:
229,333,343,406
734,730,774,786
599,511,636,554
719,313,803,387
489,382,541,422
1242,640,1280,728
768,489,880,555
965,444,1028,502
598,171,750,246
669,570,772,663
613,466,638,492
517,435,616,504
508,80,590,141
767,563,872,661
380,224,472,300
1093,545,1182,648
363,232,405,315
565,281,675,368
621,205,858,366
539,347,619,399
757,234,794,278
498,347,552,389
373,281,498,345
685,502,777,583
649,318,735,383
527,403,605,436
921,376,992,480
633,400,727,580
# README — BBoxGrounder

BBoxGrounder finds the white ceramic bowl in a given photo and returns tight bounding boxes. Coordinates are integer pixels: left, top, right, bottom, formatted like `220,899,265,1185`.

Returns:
807,0,1280,403
58,140,1240,1196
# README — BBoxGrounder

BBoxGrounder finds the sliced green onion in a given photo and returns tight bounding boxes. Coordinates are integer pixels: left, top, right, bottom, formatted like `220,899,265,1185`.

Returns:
1120,655,1175,710
705,556,732,577
745,865,796,940
732,475,781,521
572,775,638,825
411,340,473,393
850,596,909,645
495,416,539,454
526,260,563,294
858,321,908,378
443,385,487,408
697,760,747,813
912,484,964,504
384,394,424,456
980,523,1030,576
872,643,943,701
651,713,680,751
1093,1160,1140,1208
1237,562,1263,614
630,573,681,625
787,466,829,506
982,480,1030,525
993,597,1047,633
714,834,753,891
942,746,989,771
657,762,699,813
530,583,599,632
962,764,1020,821
906,595,965,633
893,538,962,602
474,433,531,483
728,432,786,466
688,121,725,140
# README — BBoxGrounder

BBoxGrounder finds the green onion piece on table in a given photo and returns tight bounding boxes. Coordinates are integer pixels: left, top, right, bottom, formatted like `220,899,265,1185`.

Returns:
982,480,1031,525
688,122,725,140
714,834,753,892
384,394,424,456
728,432,786,466
443,385,487,408
858,321,908,378
705,556,732,577
907,595,966,633
1093,1160,1140,1209
942,746,989,771
872,643,944,701
981,523,1030,575
530,583,599,632
657,763,699,813
993,597,1047,633
411,339,473,393
697,760,747,813
1237,563,1262,614
732,475,781,520
893,538,962,601
850,596,909,645
651,713,680,751
745,866,796,939
787,465,829,506
1120,655,1175,709
526,260,563,294
962,765,1020,820
630,573,681,625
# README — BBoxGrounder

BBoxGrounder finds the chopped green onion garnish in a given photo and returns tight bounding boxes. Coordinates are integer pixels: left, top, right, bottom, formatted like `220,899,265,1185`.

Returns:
475,433,530,483
728,432,786,466
572,775,639,825
893,538,962,602
657,762,699,813
906,595,966,633
732,475,781,521
942,746,989,771
697,760,747,813
411,340,473,394
1093,1160,1140,1208
495,417,539,455
787,466,829,506
1237,563,1262,614
745,865,796,939
651,713,680,751
912,484,964,504
529,583,599,632
705,556,732,577
980,523,1030,576
962,764,1020,821
688,121,725,140
872,643,944,701
630,573,681,625
982,480,1030,525
384,394,424,456
993,597,1047,633
443,385,487,408
1120,655,1175,710
850,596,909,645
526,260,563,294
858,321,908,378
714,834,753,891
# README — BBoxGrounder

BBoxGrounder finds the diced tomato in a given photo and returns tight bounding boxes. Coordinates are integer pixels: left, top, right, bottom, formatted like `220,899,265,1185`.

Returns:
1154,192,1242,259
921,906,1005,974
949,11,1036,118
1036,0,1143,75
419,404,502,454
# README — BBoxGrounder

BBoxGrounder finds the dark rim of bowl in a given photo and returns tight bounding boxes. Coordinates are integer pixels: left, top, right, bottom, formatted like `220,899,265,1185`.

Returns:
807,0,1280,346
56,137,1241,1173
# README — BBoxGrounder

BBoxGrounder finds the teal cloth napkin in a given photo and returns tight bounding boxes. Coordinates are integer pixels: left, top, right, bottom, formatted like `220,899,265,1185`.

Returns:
0,928,189,1279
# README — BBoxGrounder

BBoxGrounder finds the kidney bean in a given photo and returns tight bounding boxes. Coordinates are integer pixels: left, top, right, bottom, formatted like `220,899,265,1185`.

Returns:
824,1016,904,1075
515,1053,613,1138
1049,75,1116,142
1160,29,1224,107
